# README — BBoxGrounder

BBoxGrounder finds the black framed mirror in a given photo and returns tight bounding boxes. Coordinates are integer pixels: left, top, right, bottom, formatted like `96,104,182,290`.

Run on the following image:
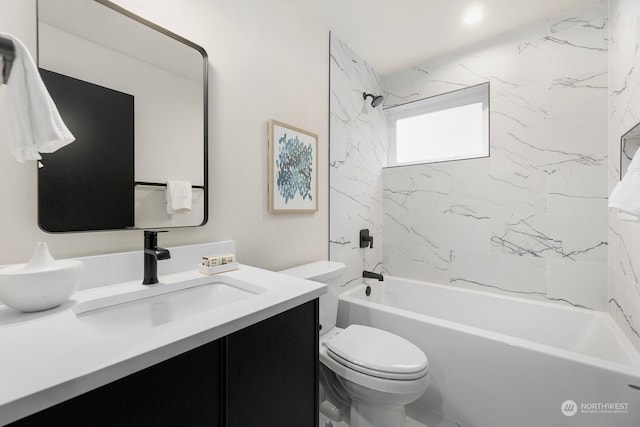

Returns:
37,0,208,232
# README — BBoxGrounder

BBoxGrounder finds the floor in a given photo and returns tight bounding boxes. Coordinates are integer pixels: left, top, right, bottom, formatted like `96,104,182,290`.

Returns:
319,402,463,427
319,413,431,427
406,403,463,427
318,413,349,427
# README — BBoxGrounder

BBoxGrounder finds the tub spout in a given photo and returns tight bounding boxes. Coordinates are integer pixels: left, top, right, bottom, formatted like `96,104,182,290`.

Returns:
363,270,384,281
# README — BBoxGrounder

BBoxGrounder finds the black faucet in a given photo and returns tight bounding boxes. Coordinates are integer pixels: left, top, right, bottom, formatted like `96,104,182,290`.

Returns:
363,270,384,281
143,230,171,285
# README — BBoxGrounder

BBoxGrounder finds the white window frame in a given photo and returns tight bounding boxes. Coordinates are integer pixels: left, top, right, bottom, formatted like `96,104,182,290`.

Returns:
385,82,490,167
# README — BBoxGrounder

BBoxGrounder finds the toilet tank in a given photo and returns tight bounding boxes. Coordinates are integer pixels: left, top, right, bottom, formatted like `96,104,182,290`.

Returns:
279,261,345,335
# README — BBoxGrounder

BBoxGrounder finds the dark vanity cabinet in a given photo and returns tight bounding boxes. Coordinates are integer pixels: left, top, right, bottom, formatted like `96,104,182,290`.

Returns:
226,300,318,427
10,300,319,427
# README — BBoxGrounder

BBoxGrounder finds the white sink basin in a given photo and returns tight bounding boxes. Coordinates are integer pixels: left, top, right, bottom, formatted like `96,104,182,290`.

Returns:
73,277,264,338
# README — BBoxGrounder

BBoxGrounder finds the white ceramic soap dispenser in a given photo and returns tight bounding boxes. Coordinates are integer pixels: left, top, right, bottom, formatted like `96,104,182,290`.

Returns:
0,242,83,312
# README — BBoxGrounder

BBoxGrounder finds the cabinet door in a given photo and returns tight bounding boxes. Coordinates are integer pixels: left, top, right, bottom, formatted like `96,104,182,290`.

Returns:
225,299,319,427
10,338,224,427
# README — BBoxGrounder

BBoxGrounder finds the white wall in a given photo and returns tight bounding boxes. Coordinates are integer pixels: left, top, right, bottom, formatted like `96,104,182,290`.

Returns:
329,34,386,289
0,0,329,271
608,0,640,351
382,1,609,310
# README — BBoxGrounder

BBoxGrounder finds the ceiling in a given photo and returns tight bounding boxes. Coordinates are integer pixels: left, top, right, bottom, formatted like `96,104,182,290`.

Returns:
288,0,600,75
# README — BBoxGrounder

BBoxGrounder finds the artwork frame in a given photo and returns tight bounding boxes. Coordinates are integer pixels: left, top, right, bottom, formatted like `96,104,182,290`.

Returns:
268,119,318,213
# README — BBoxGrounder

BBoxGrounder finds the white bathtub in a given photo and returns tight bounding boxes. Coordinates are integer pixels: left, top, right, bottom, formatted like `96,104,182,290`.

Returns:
337,277,640,427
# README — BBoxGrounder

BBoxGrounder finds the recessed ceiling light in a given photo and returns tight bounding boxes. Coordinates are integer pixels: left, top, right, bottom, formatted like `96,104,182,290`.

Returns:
463,4,483,25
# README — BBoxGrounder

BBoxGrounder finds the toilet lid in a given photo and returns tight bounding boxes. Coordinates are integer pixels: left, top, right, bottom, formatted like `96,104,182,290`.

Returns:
326,325,428,379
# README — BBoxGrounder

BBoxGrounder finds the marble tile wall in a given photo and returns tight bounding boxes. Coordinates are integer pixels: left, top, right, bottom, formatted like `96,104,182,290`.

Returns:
609,0,640,350
329,35,387,289
382,1,609,310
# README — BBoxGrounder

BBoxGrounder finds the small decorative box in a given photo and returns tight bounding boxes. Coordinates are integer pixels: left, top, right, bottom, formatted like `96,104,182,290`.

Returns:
198,253,238,275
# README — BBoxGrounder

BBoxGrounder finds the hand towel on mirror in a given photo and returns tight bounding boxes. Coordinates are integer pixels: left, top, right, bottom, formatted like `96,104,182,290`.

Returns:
165,180,192,214
610,150,640,216
1,33,75,162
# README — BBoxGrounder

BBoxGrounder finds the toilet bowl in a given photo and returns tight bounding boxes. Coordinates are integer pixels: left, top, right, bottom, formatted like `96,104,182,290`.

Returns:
280,261,430,427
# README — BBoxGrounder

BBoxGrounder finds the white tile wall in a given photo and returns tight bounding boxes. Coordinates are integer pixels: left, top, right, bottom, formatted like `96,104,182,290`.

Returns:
382,1,609,310
329,2,640,353
329,35,386,289
609,0,640,351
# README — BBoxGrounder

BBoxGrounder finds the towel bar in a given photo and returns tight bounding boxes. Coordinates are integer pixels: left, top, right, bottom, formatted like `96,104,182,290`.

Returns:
0,35,15,85
135,181,205,189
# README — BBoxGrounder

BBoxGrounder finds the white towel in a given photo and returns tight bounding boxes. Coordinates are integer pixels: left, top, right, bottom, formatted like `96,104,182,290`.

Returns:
610,151,640,215
1,33,75,162
165,180,192,214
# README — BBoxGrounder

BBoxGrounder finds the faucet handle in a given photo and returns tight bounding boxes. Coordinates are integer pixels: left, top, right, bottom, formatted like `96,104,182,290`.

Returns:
359,229,374,249
144,230,169,248
144,229,169,235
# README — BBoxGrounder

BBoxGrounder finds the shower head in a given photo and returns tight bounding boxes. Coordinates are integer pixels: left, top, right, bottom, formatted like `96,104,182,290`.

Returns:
363,92,384,108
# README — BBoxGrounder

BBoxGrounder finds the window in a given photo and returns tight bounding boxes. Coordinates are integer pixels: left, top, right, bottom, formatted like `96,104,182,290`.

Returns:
386,82,489,166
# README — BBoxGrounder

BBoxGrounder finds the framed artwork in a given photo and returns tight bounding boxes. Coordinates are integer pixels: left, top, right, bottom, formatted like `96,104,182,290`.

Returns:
268,119,318,213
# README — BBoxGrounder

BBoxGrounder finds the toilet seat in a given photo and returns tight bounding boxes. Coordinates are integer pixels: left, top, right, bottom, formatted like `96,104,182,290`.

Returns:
320,341,430,396
325,325,429,381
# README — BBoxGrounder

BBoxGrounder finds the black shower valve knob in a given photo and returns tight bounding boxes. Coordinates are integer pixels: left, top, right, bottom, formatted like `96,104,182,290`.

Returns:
359,229,374,249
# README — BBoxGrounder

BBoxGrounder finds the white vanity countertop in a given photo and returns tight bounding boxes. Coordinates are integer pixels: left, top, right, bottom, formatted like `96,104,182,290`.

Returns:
0,243,326,425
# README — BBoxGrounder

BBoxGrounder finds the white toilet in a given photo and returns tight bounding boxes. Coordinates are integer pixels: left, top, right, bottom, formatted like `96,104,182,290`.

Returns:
280,261,429,427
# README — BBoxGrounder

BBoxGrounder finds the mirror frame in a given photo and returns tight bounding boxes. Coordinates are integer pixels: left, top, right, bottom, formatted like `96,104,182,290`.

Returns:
36,0,209,231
